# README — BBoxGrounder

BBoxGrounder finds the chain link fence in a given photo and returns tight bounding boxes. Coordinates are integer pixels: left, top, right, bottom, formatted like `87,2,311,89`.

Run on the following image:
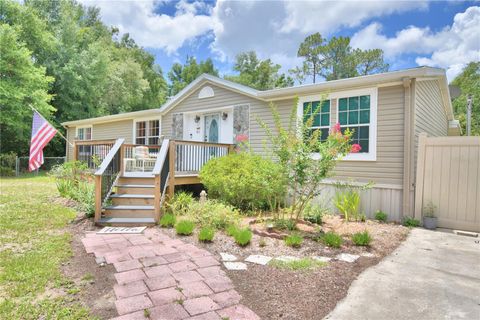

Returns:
14,156,66,176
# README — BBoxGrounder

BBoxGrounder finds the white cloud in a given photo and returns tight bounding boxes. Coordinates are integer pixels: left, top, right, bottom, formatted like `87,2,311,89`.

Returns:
279,0,428,34
79,0,215,54
351,6,480,81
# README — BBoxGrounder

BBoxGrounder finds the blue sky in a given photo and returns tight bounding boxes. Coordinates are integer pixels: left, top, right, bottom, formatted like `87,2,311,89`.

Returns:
81,0,479,83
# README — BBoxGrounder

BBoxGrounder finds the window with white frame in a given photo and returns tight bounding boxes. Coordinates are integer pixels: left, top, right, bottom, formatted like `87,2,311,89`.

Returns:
335,87,377,160
303,99,331,142
135,120,160,145
76,126,92,140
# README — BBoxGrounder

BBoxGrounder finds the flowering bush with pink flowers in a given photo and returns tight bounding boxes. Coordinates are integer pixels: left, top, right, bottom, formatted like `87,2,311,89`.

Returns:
259,99,360,220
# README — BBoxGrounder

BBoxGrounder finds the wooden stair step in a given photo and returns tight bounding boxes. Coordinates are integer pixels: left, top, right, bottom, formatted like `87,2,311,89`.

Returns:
104,205,154,210
110,194,154,199
98,217,155,226
116,184,154,188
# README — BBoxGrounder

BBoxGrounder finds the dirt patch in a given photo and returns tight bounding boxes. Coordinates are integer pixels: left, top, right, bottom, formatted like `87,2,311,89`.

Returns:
61,212,117,319
162,215,409,319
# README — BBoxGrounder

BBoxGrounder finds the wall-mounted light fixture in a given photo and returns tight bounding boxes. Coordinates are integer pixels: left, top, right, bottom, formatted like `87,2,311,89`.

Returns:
222,112,228,120
194,115,201,123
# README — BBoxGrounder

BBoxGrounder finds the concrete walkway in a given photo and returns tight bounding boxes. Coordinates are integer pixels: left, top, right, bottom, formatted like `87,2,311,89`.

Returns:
82,228,259,320
325,228,480,320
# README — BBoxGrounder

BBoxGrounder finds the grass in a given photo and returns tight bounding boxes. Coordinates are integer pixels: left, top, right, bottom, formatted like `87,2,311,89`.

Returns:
0,176,95,319
284,234,303,248
351,231,373,246
269,258,326,271
159,213,176,228
233,228,252,246
198,227,215,242
175,220,195,235
320,231,344,248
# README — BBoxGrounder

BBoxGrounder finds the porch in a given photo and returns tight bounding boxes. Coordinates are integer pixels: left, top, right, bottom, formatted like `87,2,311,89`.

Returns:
73,139,234,225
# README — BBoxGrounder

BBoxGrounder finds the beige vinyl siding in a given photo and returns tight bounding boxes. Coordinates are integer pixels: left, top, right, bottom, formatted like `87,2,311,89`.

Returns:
413,80,448,173
65,119,133,161
333,85,405,186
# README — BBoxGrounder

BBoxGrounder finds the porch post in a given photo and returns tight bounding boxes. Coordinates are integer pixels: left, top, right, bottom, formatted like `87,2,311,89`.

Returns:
94,175,102,223
73,141,78,161
168,141,176,198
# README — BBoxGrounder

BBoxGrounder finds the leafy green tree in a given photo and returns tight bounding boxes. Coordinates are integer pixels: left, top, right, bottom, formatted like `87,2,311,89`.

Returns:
296,33,389,82
297,32,325,83
226,51,293,90
451,62,480,135
354,48,389,76
0,24,55,155
168,57,219,95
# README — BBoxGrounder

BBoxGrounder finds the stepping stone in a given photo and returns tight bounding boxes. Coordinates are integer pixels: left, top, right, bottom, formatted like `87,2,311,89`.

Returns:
275,256,300,263
312,256,332,263
223,262,247,270
245,255,272,265
336,253,360,263
220,252,237,262
361,252,376,258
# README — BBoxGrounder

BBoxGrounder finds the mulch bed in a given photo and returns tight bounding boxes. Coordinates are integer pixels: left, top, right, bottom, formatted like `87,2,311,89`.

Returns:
163,215,410,320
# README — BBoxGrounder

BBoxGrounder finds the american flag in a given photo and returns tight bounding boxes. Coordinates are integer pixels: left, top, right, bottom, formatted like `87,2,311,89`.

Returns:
29,111,57,171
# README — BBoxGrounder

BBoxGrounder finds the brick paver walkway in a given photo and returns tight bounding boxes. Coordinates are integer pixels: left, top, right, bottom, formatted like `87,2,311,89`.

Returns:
82,228,259,320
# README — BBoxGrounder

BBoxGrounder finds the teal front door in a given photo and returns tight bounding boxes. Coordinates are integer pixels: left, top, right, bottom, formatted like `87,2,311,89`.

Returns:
204,114,220,143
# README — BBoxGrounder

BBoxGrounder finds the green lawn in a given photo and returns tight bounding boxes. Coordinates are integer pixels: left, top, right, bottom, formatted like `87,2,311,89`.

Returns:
0,175,94,319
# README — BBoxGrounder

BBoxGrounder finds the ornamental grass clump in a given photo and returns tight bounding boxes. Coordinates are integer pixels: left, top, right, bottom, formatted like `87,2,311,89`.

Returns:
351,230,372,246
159,213,176,228
284,234,303,248
234,228,252,246
175,220,195,236
198,227,215,242
321,231,344,248
226,224,238,237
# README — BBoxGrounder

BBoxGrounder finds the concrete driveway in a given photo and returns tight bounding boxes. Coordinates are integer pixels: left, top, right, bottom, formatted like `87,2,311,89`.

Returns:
325,228,480,320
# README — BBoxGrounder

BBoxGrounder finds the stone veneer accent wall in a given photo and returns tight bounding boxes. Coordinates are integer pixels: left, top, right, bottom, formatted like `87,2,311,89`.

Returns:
172,113,183,139
233,105,249,142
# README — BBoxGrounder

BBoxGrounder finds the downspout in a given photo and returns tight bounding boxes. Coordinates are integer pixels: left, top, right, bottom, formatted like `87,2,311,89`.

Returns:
402,78,415,218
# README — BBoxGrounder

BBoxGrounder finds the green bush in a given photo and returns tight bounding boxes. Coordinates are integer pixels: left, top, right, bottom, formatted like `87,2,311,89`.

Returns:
403,216,420,227
72,181,95,217
321,231,343,248
199,152,286,211
198,227,215,242
0,152,16,176
159,213,176,228
166,191,194,216
233,228,252,246
303,202,327,225
374,210,388,222
284,234,303,248
175,220,195,235
187,200,240,229
351,231,372,246
226,224,238,237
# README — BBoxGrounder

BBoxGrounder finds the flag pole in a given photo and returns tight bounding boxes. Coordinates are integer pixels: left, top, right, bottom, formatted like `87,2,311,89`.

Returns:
29,105,74,147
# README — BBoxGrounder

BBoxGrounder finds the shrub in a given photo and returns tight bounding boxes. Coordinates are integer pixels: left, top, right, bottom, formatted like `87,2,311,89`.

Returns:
159,213,176,228
226,224,238,237
49,161,90,198
284,234,303,248
187,200,240,229
352,231,372,246
274,218,297,231
233,228,252,246
269,258,326,271
199,152,286,211
321,232,343,248
403,216,420,227
175,220,195,235
375,210,388,222
166,191,194,216
198,227,215,242
72,181,95,217
0,152,16,176
303,202,327,225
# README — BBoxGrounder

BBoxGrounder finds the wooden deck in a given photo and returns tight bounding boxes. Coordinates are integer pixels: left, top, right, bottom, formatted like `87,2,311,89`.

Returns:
73,139,233,225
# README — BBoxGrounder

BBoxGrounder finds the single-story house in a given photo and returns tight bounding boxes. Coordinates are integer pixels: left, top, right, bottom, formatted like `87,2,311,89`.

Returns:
62,66,460,225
